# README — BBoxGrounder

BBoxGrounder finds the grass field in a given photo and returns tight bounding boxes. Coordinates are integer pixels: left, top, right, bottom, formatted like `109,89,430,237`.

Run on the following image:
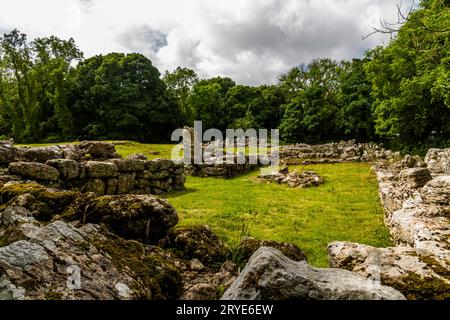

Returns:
20,141,392,267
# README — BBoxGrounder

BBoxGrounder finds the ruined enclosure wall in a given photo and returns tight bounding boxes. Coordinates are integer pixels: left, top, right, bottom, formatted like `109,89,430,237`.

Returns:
328,149,450,299
281,140,400,164
0,141,185,195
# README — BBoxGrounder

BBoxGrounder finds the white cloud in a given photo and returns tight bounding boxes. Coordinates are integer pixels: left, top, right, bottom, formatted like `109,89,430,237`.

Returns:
0,0,414,85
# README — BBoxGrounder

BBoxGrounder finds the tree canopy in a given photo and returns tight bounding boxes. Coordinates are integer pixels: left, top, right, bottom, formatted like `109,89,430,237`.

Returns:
0,0,448,153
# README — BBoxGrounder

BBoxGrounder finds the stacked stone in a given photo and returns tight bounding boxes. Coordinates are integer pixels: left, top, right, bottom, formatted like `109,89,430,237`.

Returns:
280,140,400,164
184,155,260,178
0,141,185,196
328,149,450,300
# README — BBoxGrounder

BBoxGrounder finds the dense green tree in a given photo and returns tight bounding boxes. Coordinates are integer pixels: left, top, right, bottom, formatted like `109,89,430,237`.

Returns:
163,67,198,122
0,29,82,142
336,59,375,141
69,53,178,142
279,59,341,143
189,77,235,130
365,0,450,150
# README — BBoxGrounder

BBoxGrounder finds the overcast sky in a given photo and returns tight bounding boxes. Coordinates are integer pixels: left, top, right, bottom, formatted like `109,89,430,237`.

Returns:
0,0,414,85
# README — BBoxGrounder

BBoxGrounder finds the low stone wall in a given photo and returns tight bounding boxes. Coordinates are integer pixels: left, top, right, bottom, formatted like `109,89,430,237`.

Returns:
185,155,262,178
0,141,185,195
328,148,450,300
281,140,399,164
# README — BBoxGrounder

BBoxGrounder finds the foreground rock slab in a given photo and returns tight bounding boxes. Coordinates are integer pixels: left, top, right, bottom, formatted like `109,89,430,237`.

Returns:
0,205,182,300
222,247,405,300
328,242,450,300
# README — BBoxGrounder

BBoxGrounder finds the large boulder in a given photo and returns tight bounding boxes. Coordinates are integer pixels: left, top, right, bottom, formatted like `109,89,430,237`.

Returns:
0,205,182,300
108,159,146,172
421,176,450,213
424,148,450,176
398,167,432,189
235,237,307,266
63,194,179,243
46,159,80,180
0,182,80,221
21,146,63,163
8,162,60,181
78,141,118,159
221,247,405,300
0,145,17,165
85,161,118,178
328,242,450,300
161,225,231,270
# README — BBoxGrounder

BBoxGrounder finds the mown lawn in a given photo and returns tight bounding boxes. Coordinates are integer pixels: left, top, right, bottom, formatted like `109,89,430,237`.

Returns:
20,141,392,267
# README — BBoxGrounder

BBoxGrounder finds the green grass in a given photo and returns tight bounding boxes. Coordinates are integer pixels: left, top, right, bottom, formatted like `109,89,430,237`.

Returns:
19,141,391,267
163,163,392,267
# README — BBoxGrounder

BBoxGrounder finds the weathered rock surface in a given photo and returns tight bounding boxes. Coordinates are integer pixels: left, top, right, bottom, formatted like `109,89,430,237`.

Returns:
257,168,324,188
78,141,118,159
281,140,400,165
328,242,450,300
0,203,182,300
398,167,432,189
22,146,63,163
161,225,231,269
63,194,179,244
336,154,450,300
46,159,80,180
0,144,18,165
236,237,307,265
86,161,118,178
180,260,238,300
421,176,450,213
8,162,60,181
0,182,80,221
425,148,450,176
222,247,406,300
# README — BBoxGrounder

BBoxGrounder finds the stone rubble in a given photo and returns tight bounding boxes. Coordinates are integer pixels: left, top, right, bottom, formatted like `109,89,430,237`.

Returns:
257,167,324,188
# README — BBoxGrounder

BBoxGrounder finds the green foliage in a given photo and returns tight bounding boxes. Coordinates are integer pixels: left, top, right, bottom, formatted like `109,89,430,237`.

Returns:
0,29,82,142
69,53,179,142
365,0,450,149
336,59,376,141
189,77,236,130
163,67,198,123
279,59,341,143
1,1,449,151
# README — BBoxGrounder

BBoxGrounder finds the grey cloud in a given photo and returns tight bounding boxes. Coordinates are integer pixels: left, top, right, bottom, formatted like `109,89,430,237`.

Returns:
117,25,168,58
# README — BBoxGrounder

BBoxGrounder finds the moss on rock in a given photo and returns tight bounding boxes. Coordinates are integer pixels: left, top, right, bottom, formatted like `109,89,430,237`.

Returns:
63,194,178,243
161,225,231,270
93,231,182,300
0,183,80,221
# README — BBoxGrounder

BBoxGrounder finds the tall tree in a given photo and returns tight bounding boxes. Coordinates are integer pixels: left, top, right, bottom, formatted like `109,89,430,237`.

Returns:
365,0,450,150
279,59,341,143
336,58,375,141
0,30,82,142
69,53,178,142
189,77,235,130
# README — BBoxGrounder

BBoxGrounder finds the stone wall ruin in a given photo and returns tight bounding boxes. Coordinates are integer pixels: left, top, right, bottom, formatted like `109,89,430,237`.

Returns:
0,141,185,196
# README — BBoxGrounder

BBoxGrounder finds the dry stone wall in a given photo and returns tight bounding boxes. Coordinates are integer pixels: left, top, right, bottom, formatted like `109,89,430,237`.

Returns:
0,141,185,196
281,140,400,164
328,147,450,300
